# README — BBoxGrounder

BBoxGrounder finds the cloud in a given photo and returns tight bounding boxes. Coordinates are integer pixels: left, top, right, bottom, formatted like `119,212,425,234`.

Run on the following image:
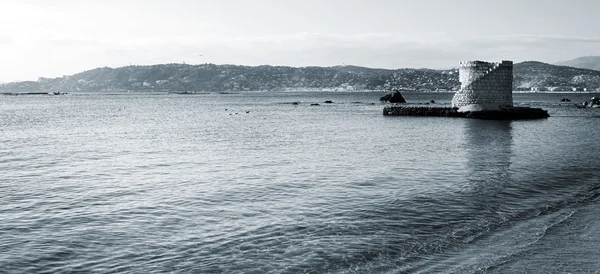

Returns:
25,32,600,67
0,36,11,44
150,33,600,68
449,34,600,63
44,38,108,47
3,32,600,82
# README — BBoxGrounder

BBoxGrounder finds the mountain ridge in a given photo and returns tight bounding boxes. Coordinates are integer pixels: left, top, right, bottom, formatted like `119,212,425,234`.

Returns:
555,56,600,71
3,60,600,93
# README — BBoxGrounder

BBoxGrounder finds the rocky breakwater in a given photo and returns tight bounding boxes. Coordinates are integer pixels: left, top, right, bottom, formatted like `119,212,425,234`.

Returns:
383,106,462,117
384,60,549,120
460,106,549,119
383,105,549,120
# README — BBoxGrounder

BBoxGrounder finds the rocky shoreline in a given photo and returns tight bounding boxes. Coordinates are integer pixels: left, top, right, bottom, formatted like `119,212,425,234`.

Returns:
383,105,550,120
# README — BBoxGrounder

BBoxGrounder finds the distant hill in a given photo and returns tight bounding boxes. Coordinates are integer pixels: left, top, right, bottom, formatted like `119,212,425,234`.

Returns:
2,61,600,93
514,61,600,91
0,64,459,93
555,56,600,71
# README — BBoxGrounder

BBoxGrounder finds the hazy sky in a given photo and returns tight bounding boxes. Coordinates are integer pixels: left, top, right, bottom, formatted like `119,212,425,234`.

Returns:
1,0,600,82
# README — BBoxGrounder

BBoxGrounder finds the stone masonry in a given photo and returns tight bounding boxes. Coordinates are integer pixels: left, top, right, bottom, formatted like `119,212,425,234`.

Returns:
451,60,513,110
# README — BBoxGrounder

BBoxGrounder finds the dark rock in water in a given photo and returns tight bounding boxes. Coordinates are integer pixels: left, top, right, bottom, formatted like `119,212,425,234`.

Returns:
583,97,600,108
430,100,436,104
310,103,320,106
560,98,571,102
380,91,406,103
292,102,299,105
324,100,333,104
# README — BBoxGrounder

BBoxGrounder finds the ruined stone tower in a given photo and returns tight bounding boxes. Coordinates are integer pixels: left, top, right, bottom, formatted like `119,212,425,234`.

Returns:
451,60,513,110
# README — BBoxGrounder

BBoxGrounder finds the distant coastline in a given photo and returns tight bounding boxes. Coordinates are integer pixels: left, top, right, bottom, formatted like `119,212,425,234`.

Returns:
2,60,600,94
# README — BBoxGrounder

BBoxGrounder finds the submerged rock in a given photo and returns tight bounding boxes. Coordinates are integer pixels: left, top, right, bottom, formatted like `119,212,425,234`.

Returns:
380,91,406,103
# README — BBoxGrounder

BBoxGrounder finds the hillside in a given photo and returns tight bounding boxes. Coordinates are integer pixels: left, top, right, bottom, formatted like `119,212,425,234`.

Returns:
2,61,600,93
0,64,459,93
514,61,600,91
555,56,600,71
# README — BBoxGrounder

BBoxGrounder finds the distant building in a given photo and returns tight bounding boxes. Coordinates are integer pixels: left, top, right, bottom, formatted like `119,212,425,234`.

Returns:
452,60,513,110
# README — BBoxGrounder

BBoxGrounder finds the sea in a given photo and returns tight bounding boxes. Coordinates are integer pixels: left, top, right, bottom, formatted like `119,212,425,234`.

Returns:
1,91,600,274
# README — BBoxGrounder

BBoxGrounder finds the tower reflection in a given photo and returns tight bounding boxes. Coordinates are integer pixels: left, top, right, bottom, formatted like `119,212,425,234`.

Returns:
463,120,514,195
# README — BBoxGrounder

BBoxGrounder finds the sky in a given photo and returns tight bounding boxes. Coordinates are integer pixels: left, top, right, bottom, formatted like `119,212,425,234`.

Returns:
1,0,600,82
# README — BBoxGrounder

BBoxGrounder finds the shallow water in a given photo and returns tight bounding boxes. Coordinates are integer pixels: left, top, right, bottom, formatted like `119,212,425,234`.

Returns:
1,92,599,273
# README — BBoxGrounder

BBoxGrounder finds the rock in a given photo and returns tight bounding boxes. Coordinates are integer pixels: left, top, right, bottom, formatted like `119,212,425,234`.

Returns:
324,100,333,104
430,100,436,104
380,91,406,103
560,98,571,102
310,103,320,106
583,97,600,108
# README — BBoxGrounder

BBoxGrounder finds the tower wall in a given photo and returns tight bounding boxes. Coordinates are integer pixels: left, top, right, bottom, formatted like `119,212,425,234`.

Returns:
452,60,513,109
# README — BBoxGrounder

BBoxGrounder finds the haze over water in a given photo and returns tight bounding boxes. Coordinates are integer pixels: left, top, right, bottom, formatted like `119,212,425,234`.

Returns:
1,92,600,273
3,1,600,82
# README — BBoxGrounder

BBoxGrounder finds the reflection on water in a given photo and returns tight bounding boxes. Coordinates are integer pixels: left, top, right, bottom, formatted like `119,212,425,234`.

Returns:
462,120,514,195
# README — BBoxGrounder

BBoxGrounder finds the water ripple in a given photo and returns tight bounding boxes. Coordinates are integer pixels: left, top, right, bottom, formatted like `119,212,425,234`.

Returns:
1,92,600,273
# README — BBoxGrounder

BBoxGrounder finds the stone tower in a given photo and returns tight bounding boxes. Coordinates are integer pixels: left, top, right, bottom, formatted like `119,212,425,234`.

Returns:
452,60,513,111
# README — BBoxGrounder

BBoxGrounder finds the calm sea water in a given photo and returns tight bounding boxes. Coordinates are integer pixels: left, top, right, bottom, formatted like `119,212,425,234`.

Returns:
1,92,600,273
